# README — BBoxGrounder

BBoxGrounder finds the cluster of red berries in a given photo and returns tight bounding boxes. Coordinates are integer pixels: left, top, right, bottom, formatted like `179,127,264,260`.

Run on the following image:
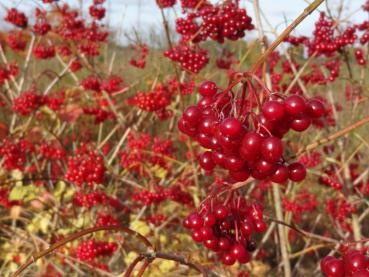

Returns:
6,32,27,51
320,250,369,277
4,8,28,28
183,193,265,266
355,49,366,65
132,185,193,206
282,191,318,222
96,213,119,227
156,0,176,8
180,0,201,9
83,107,115,124
129,44,149,69
64,145,106,187
12,91,46,116
89,0,106,20
33,8,51,36
179,80,326,183
216,48,238,70
306,13,357,56
0,139,33,171
176,2,253,43
32,44,56,59
199,2,254,43
298,151,321,168
75,240,117,262
326,198,357,232
73,191,129,211
127,85,173,115
164,45,209,73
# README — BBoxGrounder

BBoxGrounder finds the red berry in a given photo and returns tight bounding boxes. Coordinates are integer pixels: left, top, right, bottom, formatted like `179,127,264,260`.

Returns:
290,116,311,132
240,220,253,236
284,95,306,116
188,213,203,229
240,132,263,161
324,259,345,277
204,213,217,227
306,99,325,118
229,168,250,182
199,151,216,171
183,106,202,127
204,238,218,251
270,165,289,183
288,162,307,182
262,100,285,121
254,220,267,233
222,253,236,265
352,270,369,277
220,118,243,138
199,81,217,97
260,137,283,162
215,206,229,219
230,243,249,262
224,155,245,171
218,237,231,251
191,229,204,242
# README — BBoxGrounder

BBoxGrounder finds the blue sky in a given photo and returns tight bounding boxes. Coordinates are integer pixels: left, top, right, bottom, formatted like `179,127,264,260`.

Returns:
0,0,367,44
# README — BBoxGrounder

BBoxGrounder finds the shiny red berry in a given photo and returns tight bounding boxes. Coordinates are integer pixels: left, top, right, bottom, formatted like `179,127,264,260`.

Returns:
262,100,285,121
199,81,217,97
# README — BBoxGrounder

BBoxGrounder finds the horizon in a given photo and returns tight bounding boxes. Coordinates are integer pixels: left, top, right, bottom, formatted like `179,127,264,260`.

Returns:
0,0,367,45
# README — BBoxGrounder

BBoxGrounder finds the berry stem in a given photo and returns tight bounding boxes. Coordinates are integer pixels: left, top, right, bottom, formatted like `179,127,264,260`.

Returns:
251,0,324,72
295,115,369,157
272,183,292,277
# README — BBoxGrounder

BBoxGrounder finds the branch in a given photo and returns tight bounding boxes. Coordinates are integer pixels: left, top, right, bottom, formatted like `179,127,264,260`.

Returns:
251,0,324,72
12,226,154,277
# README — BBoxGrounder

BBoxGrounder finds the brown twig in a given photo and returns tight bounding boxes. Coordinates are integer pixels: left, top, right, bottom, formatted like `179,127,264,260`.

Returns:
251,0,324,72
295,115,369,157
12,226,154,277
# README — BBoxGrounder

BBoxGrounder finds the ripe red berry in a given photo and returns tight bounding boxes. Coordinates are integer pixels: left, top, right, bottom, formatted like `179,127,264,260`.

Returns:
222,253,236,265
229,168,250,182
288,162,307,182
240,220,253,236
183,106,202,127
240,132,263,161
215,206,229,219
284,95,306,116
260,137,283,162
306,99,325,118
262,100,285,121
218,237,231,251
188,213,203,229
290,116,311,132
220,118,243,138
199,81,217,97
324,259,345,277
199,151,216,171
224,155,245,171
230,243,249,261
203,213,217,227
352,270,369,277
270,165,289,183
191,229,204,242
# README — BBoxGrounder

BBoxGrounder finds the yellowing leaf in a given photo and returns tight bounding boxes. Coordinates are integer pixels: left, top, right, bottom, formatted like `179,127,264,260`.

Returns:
158,260,175,272
130,220,150,236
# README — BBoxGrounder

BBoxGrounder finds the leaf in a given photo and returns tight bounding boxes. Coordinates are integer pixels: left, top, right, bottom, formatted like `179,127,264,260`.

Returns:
9,185,43,202
54,181,66,199
130,220,150,236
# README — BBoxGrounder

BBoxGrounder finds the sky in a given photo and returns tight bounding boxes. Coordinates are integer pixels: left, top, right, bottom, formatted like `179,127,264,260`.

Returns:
0,0,367,44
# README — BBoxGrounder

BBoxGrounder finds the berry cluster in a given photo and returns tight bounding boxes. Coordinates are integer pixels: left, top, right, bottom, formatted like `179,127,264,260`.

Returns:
4,8,28,28
6,32,27,51
0,139,33,170
75,240,117,262
180,0,202,9
156,0,176,8
184,192,265,266
305,13,357,56
199,2,254,43
164,45,209,73
32,44,56,59
73,191,128,211
64,144,106,187
89,0,106,20
127,85,173,116
178,80,326,183
129,44,149,69
320,250,369,277
355,49,366,65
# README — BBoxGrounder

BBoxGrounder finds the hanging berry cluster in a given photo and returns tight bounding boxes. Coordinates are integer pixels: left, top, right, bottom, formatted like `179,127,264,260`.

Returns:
178,78,326,183
183,182,266,266
320,250,369,277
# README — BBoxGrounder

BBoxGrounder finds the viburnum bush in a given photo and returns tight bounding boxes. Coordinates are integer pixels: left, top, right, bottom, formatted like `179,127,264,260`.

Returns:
0,0,368,276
